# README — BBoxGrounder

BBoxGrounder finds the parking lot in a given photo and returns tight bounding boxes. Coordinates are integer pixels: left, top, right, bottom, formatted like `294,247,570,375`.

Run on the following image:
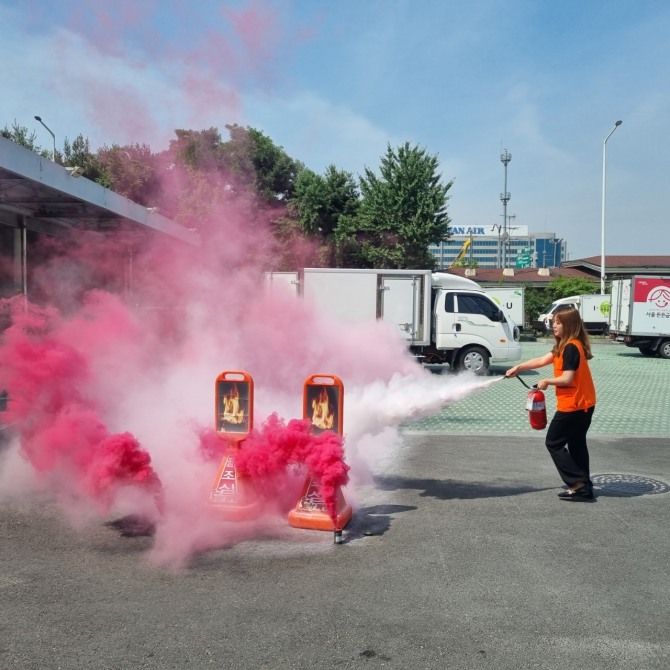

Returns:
414,338,670,437
1,338,668,670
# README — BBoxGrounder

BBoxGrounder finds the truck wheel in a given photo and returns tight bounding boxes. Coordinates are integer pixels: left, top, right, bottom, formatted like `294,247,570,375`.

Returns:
458,346,490,375
658,340,670,359
638,346,657,357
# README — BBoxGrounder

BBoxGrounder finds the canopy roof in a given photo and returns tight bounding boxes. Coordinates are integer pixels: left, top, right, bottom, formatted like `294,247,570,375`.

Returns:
0,137,199,245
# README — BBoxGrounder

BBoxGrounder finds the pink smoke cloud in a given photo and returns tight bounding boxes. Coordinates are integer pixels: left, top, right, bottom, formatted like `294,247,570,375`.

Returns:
0,298,162,516
233,415,349,523
0,207,496,569
37,0,310,147
0,184,415,566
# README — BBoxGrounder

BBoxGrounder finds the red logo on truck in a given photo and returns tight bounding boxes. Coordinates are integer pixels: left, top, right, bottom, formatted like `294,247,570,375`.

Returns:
634,278,670,307
648,287,670,308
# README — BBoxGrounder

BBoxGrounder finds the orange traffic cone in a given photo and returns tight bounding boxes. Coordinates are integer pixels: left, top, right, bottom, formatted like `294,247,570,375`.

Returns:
288,477,352,531
209,443,262,521
208,371,261,521
288,374,352,536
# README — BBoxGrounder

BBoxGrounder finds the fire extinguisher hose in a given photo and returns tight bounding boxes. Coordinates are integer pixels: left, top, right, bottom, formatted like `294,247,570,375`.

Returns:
513,375,533,389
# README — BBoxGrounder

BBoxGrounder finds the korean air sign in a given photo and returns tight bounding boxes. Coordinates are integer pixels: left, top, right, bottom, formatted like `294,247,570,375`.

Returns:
450,225,529,237
451,227,486,235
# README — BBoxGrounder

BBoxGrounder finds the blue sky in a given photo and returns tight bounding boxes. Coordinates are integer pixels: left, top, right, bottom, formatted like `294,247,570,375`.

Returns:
2,0,669,260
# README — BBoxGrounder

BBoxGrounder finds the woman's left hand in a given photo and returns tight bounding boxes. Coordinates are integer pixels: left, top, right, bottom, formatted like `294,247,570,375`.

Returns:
537,379,549,391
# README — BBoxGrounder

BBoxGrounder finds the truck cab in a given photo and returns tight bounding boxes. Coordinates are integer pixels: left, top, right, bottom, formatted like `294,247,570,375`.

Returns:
533,294,610,334
424,274,521,373
532,296,579,333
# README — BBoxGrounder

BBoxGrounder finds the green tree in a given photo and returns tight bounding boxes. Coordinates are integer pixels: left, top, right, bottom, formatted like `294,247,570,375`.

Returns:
322,165,360,238
545,276,599,303
154,125,302,235
220,123,252,188
1,121,51,159
272,214,324,270
96,143,158,206
292,165,360,237
158,128,230,224
350,142,452,269
289,165,361,267
248,127,300,202
222,124,301,203
291,168,327,234
62,134,102,181
169,127,223,172
523,285,549,328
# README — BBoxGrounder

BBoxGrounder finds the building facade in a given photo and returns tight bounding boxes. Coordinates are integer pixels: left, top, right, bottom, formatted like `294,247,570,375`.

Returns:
430,225,567,270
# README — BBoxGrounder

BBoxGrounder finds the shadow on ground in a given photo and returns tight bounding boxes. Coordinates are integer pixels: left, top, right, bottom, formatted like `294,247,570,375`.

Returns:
344,504,417,540
374,475,553,500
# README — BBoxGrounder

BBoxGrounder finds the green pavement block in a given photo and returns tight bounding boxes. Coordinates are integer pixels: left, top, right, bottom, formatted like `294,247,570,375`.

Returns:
405,341,669,436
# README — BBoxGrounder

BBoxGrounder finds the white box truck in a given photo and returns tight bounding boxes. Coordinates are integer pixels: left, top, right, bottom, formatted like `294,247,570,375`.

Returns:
532,294,610,334
482,287,525,331
266,268,521,374
609,276,670,358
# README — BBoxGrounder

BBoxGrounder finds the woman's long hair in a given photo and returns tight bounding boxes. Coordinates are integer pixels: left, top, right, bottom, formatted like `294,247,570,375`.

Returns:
551,306,593,359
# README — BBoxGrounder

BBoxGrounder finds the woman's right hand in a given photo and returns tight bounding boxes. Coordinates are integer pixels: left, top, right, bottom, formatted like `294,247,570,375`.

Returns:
506,365,520,378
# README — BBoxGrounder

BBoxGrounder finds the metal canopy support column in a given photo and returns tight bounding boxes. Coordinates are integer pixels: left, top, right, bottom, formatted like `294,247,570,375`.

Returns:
14,215,27,297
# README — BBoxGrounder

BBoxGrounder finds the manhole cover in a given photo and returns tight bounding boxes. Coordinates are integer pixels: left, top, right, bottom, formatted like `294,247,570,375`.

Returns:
591,474,670,497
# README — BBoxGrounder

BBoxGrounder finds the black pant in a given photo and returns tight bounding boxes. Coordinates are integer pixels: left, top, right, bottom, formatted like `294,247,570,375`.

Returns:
545,406,595,487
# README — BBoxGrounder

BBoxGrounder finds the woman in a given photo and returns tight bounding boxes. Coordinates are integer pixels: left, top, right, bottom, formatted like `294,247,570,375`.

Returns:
506,306,596,501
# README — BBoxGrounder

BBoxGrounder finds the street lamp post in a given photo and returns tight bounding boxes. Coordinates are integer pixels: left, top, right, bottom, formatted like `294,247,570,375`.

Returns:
600,120,622,295
34,115,56,162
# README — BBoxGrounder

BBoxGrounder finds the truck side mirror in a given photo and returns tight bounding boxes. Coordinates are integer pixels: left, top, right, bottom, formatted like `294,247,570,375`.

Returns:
495,309,505,322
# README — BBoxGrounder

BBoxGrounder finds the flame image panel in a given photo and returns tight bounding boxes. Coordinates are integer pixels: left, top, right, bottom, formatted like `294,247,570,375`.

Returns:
215,371,254,436
303,375,344,435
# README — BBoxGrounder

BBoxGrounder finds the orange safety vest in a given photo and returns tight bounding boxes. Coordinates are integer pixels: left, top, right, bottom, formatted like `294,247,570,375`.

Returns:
553,338,596,412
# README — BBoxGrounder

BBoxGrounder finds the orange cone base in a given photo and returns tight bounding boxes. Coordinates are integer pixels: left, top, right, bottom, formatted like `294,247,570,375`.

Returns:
209,452,263,522
288,478,352,531
209,497,263,522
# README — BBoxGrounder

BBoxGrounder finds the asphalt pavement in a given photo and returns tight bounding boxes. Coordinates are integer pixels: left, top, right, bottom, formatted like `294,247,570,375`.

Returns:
1,340,669,670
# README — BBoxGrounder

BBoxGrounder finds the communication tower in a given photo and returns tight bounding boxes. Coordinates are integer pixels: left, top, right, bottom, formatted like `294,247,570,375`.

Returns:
500,149,512,268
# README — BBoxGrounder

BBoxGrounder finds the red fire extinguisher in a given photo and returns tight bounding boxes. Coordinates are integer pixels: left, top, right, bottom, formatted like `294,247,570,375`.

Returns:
515,376,547,430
